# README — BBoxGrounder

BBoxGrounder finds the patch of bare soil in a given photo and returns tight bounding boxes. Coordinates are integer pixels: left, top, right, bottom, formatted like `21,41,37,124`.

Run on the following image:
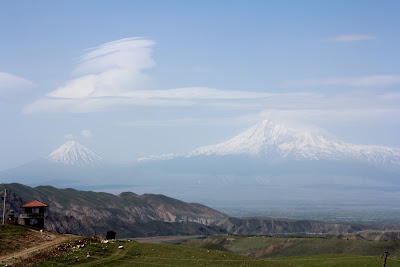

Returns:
0,227,53,256
8,236,102,267
0,230,83,266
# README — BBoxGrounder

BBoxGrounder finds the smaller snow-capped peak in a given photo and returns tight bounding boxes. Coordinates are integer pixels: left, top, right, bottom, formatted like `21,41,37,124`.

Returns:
46,141,102,166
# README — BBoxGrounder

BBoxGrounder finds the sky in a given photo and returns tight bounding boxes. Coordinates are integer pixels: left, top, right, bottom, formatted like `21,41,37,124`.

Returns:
1,0,400,170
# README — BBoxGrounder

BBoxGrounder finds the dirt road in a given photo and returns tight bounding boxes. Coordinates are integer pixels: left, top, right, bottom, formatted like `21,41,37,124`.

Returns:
0,233,77,265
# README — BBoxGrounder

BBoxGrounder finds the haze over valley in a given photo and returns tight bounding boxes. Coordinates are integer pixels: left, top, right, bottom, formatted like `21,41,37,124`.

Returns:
3,3,400,266
1,1,400,228
2,119,400,222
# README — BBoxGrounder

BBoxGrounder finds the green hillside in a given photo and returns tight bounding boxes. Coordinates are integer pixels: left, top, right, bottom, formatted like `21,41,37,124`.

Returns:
33,240,289,267
3,225,400,267
32,240,400,267
187,234,400,259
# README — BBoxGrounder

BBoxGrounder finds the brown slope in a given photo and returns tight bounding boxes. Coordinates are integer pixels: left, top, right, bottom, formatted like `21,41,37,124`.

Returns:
0,183,228,238
216,217,400,236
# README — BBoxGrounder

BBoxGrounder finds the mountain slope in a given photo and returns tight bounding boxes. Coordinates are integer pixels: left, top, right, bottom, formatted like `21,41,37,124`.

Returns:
1,183,228,238
3,183,400,240
0,141,106,186
142,120,400,167
46,141,102,166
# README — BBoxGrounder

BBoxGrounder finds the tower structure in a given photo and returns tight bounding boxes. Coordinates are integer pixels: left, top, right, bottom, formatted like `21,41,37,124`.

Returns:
20,200,49,229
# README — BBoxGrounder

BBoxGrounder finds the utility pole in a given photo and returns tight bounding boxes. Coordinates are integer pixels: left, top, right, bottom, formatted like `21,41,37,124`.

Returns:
382,251,388,267
2,188,6,225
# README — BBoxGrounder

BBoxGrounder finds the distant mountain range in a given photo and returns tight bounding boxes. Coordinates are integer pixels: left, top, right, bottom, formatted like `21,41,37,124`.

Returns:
140,120,400,167
1,120,400,206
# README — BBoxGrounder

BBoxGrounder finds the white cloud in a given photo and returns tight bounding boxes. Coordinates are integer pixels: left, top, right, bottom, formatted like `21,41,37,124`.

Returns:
21,37,400,133
283,75,400,88
64,134,75,139
23,38,272,113
323,34,376,42
116,91,400,128
81,130,93,139
47,37,155,99
23,87,274,113
172,66,219,73
232,90,400,128
240,108,400,127
0,72,36,103
64,131,93,140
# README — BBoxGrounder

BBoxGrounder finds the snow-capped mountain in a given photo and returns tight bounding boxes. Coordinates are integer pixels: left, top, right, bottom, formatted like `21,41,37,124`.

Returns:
140,120,400,167
46,141,102,166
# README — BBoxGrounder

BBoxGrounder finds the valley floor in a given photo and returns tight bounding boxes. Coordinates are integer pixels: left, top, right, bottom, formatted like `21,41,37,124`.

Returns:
31,241,400,267
3,224,400,266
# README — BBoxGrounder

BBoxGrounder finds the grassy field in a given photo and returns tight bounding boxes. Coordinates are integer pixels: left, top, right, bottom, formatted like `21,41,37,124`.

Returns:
194,235,400,258
33,240,289,267
264,254,400,267
4,225,400,266
31,239,400,267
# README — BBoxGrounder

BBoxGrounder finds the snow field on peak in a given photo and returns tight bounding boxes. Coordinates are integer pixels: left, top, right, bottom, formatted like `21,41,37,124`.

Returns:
140,120,400,167
46,141,102,166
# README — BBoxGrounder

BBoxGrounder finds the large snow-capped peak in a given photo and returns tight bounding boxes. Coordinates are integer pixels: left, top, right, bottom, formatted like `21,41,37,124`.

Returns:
189,120,400,165
140,120,400,166
46,141,102,166
190,120,340,158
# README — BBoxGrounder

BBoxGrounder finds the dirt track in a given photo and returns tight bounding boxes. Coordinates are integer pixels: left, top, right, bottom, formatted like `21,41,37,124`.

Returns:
0,232,77,265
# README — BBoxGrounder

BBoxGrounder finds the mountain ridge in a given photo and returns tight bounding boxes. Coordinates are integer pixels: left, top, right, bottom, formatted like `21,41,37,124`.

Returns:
1,183,228,237
2,183,400,239
139,120,400,167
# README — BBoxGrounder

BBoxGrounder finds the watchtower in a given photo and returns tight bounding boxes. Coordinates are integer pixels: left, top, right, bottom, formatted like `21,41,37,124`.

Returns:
20,200,49,229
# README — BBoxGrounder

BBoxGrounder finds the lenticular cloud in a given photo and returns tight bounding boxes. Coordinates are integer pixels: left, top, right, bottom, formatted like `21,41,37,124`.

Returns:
47,38,156,99
23,37,272,113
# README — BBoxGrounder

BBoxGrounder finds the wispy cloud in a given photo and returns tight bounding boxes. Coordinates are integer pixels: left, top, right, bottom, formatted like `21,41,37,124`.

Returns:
64,130,93,140
323,34,376,42
23,38,271,113
64,134,75,139
117,91,400,129
81,130,93,139
0,72,36,103
22,37,400,133
172,66,220,73
47,37,155,99
283,75,400,88
23,87,273,113
241,107,400,127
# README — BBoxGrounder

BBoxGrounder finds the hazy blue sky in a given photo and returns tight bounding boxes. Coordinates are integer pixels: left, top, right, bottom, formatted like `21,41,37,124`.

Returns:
1,0,400,170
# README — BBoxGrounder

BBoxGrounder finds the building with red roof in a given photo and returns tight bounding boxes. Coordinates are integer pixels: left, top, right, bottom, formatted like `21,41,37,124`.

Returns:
20,200,49,229
20,200,49,208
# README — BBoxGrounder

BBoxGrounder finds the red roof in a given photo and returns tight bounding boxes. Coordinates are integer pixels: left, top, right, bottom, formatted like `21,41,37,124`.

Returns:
20,200,49,208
